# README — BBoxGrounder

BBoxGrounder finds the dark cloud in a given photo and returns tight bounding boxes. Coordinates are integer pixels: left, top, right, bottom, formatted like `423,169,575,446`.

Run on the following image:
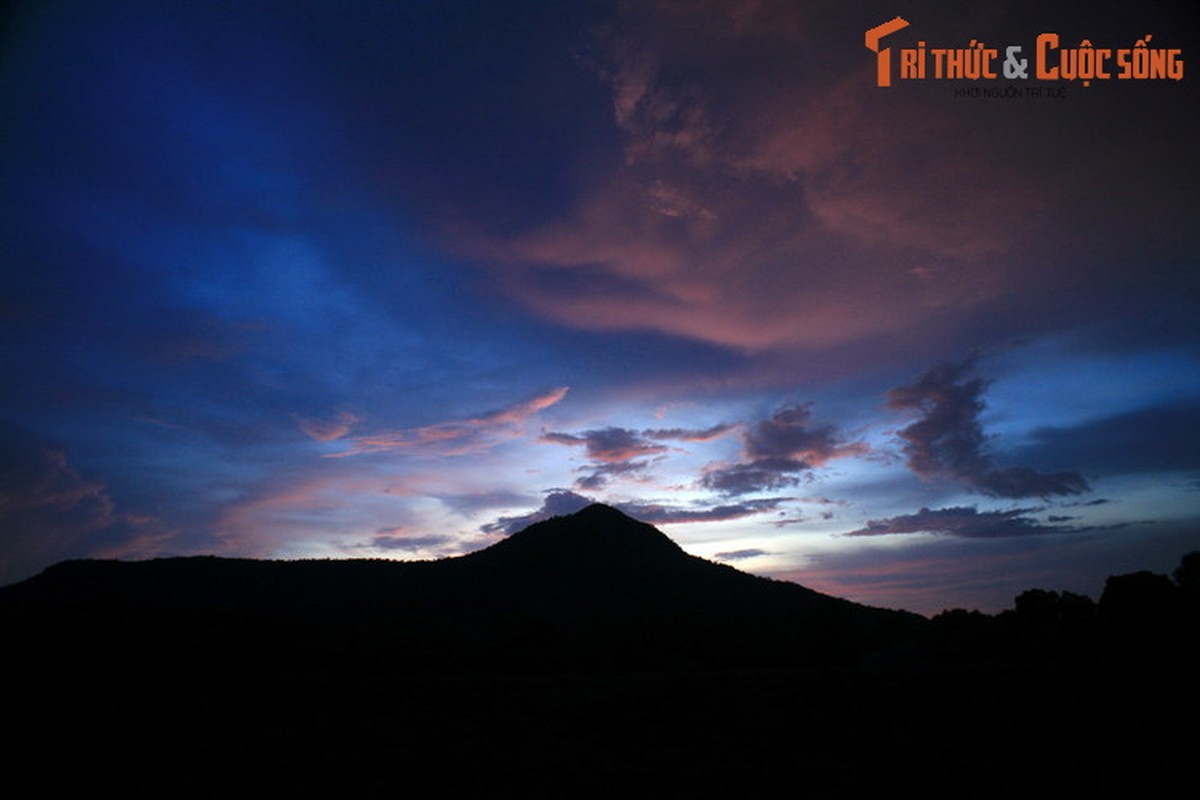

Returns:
543,423,735,490
480,491,595,536
644,423,736,442
619,498,789,526
574,472,608,492
369,529,456,553
701,405,864,495
743,404,865,464
843,506,1076,539
480,491,789,536
888,360,1090,499
701,460,804,495
976,465,1091,500
542,422,734,465
887,360,989,478
1013,403,1200,477
540,427,668,463
574,460,651,491
540,428,660,490
714,548,769,561
0,423,167,584
777,515,1200,616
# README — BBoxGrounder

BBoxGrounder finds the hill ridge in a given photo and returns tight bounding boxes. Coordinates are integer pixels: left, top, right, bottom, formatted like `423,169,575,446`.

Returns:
0,503,924,671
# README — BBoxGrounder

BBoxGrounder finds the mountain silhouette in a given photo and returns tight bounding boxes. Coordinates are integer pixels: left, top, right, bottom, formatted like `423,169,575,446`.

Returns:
466,502,689,569
4,505,1193,798
1,503,920,671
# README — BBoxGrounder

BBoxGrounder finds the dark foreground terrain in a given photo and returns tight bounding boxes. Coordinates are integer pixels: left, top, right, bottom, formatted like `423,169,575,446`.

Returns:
3,505,1196,797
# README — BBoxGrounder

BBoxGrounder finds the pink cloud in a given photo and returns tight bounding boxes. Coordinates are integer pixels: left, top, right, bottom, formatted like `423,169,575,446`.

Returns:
485,386,572,424
333,387,569,457
453,2,1192,354
297,410,360,442
211,477,344,556
451,5,1018,352
208,467,460,558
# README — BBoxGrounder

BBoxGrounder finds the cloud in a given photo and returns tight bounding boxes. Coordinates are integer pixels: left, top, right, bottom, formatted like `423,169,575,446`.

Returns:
743,404,866,465
1013,403,1200,477
714,548,770,561
780,516,1200,616
700,460,804,495
483,387,573,424
541,422,736,489
207,467,477,559
210,474,348,556
297,410,360,442
334,387,568,457
479,491,790,536
542,422,735,461
701,404,865,495
644,423,736,442
481,490,595,535
544,406,859,496
843,506,1077,540
973,466,1092,500
0,423,170,584
445,1,1198,363
454,3,1051,352
541,427,667,490
0,427,113,585
574,460,654,491
541,426,669,463
887,360,1090,499
617,497,789,526
368,528,456,554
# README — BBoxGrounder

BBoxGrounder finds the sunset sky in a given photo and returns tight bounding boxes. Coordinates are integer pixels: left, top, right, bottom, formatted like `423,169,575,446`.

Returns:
3,1,1197,614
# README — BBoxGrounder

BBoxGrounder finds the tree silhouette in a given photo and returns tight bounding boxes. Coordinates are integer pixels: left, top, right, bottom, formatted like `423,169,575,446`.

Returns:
1173,550,1200,594
1099,569,1182,656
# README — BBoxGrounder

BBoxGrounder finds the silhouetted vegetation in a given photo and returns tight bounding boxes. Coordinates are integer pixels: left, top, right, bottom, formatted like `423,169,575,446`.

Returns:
1,506,1195,797
928,551,1199,665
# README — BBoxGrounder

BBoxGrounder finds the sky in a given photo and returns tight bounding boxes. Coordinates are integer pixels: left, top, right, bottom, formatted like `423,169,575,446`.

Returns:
2,0,1198,615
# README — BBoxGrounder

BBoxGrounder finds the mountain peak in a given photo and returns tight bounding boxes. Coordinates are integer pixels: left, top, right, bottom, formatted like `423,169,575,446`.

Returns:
572,502,639,522
470,501,687,570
